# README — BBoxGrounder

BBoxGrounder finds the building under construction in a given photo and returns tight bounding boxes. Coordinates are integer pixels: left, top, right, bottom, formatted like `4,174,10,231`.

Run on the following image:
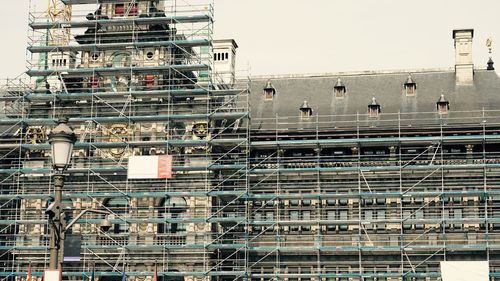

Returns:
0,1,499,281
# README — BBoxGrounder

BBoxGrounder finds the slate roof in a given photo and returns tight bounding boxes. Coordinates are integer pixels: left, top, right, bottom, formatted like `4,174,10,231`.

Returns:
248,68,500,130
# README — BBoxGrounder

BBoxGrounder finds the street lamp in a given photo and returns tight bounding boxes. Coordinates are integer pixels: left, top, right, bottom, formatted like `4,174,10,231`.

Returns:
46,118,113,274
47,118,76,269
49,117,77,171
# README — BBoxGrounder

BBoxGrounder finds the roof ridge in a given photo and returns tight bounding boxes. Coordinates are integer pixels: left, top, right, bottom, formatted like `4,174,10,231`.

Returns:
249,67,458,80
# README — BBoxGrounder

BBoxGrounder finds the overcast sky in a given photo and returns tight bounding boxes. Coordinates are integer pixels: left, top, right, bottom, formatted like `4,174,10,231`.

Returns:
0,0,499,79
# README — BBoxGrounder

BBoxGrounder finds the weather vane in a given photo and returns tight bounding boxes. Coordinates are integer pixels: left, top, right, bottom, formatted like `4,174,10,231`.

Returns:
486,37,493,56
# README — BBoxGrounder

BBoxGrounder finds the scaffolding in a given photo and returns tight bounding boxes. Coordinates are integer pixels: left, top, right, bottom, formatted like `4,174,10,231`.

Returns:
246,110,500,281
0,1,499,281
1,0,250,280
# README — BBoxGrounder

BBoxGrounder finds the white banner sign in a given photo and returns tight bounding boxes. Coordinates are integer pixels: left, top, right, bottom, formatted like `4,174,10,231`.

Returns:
440,261,489,281
127,155,173,179
43,270,61,281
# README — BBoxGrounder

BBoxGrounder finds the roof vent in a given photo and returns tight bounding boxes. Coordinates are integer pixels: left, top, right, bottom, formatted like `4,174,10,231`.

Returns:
368,97,381,118
263,80,276,100
299,100,313,119
403,73,417,96
333,77,346,98
436,94,450,114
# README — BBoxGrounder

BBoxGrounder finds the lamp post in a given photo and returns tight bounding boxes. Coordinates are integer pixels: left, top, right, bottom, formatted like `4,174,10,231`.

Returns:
47,117,76,269
46,118,113,273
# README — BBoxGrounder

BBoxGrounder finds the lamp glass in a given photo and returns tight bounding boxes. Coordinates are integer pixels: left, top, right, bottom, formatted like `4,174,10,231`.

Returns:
51,141,74,170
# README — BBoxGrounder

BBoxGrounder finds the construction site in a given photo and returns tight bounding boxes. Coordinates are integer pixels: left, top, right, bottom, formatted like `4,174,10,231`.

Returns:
0,1,499,281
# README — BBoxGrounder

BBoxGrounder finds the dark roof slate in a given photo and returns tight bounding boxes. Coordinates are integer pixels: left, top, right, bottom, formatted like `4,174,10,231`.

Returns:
248,69,500,130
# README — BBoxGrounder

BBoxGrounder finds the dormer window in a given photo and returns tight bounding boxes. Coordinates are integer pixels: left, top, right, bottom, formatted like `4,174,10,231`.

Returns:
333,77,346,98
263,80,276,101
404,73,417,96
368,97,381,118
436,94,450,114
300,100,313,119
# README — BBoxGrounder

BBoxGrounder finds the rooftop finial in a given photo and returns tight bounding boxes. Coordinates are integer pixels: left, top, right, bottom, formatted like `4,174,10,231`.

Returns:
265,79,273,89
300,100,310,109
335,77,345,88
405,73,415,85
486,37,494,70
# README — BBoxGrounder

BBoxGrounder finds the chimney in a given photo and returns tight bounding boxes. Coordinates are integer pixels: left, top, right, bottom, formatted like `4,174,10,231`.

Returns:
453,29,474,85
213,39,238,86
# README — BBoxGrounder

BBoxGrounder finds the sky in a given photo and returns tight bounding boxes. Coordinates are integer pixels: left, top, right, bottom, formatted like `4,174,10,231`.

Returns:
0,0,499,79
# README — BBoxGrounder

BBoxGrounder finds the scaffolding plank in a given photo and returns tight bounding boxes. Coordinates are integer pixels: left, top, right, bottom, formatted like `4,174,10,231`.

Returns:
28,39,211,53
29,14,212,29
26,64,211,77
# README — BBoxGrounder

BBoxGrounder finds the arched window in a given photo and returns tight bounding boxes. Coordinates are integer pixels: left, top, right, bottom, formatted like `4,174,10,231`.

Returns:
158,197,187,234
103,198,129,234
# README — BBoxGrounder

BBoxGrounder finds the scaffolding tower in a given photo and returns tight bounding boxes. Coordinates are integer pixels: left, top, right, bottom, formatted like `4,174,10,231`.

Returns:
0,0,250,280
246,110,500,281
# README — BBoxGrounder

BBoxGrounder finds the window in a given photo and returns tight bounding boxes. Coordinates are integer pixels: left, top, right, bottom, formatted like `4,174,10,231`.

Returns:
404,74,417,96
333,77,346,98
368,97,381,118
454,208,463,229
225,52,229,60
263,80,276,100
104,198,129,234
302,211,311,231
437,94,450,114
406,84,415,96
115,4,125,15
300,100,313,119
115,3,138,16
89,76,99,88
377,210,386,229
290,210,299,231
415,210,424,230
365,210,373,230
158,197,187,234
146,51,154,60
145,75,155,87
327,211,336,231
339,211,348,231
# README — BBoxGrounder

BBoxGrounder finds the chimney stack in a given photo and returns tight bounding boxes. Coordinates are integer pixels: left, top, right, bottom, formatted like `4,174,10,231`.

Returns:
213,39,238,86
453,29,474,85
